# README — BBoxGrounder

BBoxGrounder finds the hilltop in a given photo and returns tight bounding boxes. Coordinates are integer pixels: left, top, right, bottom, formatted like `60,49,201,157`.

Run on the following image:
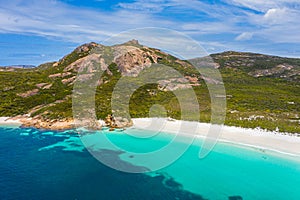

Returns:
0,41,299,133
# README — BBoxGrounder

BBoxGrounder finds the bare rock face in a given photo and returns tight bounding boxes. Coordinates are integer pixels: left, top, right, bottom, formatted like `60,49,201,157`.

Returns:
185,76,199,83
49,73,61,78
52,62,59,67
158,78,189,91
48,72,71,78
17,89,39,98
36,83,48,88
75,42,98,53
113,46,160,76
157,76,201,91
62,76,76,85
63,53,107,72
249,64,298,78
43,84,53,89
36,83,53,89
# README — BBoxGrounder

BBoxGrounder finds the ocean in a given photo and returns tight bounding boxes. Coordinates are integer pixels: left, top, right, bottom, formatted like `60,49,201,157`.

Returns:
1,126,300,200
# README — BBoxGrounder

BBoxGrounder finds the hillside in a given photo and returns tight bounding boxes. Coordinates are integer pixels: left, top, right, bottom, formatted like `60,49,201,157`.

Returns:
211,51,300,82
0,41,299,133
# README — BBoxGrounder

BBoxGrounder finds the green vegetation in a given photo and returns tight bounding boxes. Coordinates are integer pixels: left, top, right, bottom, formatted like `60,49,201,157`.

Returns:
0,45,299,133
221,68,299,133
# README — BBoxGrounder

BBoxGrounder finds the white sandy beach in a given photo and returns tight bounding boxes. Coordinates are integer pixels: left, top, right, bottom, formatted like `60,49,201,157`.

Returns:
0,117,22,127
1,116,300,157
132,118,300,157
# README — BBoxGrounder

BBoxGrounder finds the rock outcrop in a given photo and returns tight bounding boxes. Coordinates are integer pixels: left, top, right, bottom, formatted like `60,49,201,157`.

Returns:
63,53,108,73
17,89,39,98
62,76,76,85
36,83,53,89
104,114,133,130
249,64,298,78
10,115,75,130
113,46,161,76
157,76,200,91
49,72,72,78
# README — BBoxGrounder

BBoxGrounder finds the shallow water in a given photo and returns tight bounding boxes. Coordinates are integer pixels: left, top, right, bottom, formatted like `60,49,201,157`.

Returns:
1,126,300,200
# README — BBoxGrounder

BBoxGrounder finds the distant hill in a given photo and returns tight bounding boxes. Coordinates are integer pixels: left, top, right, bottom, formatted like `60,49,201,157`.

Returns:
0,41,299,133
0,65,36,69
211,51,300,82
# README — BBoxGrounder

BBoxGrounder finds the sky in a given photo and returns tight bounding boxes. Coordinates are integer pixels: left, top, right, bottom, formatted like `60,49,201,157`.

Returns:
0,0,300,65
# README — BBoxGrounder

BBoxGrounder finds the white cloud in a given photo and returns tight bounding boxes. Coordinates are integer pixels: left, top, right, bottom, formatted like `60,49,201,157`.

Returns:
0,0,244,50
181,22,236,34
225,0,300,43
0,0,174,43
0,0,299,58
118,0,242,18
235,32,253,41
227,0,300,12
262,8,286,25
262,8,296,25
118,0,173,12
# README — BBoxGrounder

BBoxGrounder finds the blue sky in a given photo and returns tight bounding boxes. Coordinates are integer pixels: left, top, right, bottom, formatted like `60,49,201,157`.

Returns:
0,0,300,65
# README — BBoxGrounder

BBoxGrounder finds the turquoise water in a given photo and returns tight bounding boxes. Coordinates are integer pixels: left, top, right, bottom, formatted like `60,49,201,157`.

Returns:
1,126,300,200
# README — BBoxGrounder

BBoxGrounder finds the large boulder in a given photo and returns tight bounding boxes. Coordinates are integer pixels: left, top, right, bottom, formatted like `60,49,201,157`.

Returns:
104,114,133,129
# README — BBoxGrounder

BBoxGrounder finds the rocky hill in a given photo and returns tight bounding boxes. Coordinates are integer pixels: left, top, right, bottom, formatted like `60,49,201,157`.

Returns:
0,41,299,133
211,51,300,82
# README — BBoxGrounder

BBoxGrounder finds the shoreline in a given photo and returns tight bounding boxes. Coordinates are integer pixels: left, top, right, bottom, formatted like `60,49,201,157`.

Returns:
0,117,22,127
1,116,300,157
131,118,300,157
